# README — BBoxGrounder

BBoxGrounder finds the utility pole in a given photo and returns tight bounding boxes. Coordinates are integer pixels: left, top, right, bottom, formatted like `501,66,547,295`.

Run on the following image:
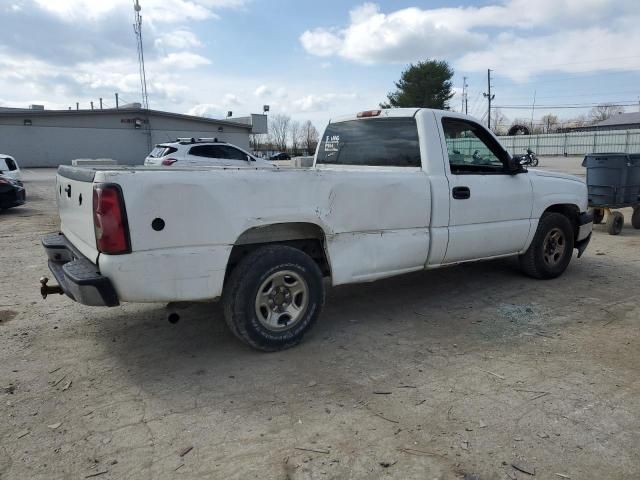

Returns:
133,0,150,110
99,97,103,109
483,69,495,129
90,101,94,110
461,76,469,114
530,90,537,131
115,93,119,109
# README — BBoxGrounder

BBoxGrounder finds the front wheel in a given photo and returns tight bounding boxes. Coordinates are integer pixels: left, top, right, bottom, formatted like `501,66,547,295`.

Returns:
530,156,539,167
222,245,325,351
519,212,574,279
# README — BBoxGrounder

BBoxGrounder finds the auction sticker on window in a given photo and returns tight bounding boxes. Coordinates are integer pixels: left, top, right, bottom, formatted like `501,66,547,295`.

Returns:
324,135,340,152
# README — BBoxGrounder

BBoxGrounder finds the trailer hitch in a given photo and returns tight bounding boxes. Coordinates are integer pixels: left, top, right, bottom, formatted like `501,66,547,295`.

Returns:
40,276,64,299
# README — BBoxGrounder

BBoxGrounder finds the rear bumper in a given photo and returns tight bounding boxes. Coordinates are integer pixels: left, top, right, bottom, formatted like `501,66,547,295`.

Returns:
42,233,119,307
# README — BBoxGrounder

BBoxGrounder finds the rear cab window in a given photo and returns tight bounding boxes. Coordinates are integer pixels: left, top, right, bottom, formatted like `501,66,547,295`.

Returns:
316,118,421,167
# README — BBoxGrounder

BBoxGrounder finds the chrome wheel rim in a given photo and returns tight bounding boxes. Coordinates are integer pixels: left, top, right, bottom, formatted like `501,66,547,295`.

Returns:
543,227,566,267
254,270,309,331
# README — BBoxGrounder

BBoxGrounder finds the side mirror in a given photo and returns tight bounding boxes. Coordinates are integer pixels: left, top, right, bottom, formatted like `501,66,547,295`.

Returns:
506,155,524,174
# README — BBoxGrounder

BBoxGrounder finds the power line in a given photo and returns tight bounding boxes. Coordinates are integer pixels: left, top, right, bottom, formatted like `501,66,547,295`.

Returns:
496,102,639,110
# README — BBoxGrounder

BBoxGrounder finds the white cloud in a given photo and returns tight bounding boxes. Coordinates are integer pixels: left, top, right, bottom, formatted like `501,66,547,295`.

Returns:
187,103,224,118
159,52,211,69
155,30,202,50
300,29,343,58
292,93,358,113
32,0,247,23
300,1,640,77
223,93,241,106
254,85,271,97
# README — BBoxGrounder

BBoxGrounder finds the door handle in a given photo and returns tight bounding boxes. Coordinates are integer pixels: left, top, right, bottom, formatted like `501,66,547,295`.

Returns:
452,186,470,200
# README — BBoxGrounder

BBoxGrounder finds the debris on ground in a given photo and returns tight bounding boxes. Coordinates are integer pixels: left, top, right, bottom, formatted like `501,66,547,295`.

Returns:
47,422,62,429
16,429,30,439
294,447,330,454
512,462,536,475
84,470,108,478
179,446,193,457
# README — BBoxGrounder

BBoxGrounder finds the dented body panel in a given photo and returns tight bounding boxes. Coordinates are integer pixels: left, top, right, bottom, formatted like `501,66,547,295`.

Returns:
51,108,591,304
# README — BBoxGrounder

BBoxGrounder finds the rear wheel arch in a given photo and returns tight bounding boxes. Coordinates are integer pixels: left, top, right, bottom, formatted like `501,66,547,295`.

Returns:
225,222,332,284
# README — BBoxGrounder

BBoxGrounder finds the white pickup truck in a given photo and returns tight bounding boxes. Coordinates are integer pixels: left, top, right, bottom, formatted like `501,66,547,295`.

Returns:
41,108,593,351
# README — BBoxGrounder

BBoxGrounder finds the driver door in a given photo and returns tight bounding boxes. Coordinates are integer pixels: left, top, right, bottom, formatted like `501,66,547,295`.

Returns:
440,117,533,263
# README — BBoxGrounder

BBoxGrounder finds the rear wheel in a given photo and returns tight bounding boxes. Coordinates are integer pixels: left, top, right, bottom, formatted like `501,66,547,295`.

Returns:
632,207,640,229
606,211,624,235
222,245,325,351
519,212,574,279
590,208,605,225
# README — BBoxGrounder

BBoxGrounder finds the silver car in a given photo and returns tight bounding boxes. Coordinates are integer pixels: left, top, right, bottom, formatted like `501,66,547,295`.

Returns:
144,138,274,168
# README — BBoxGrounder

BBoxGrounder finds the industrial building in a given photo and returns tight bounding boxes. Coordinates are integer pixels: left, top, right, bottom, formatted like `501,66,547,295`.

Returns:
0,106,267,167
590,111,640,131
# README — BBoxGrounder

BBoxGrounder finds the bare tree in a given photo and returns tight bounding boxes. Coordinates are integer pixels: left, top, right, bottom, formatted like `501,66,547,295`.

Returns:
540,114,559,133
290,120,302,155
490,108,508,135
249,133,268,155
589,104,625,123
301,120,319,155
269,114,290,152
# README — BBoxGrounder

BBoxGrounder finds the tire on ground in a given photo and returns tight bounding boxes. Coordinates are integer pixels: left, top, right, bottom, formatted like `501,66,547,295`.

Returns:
590,208,604,225
519,212,575,279
222,244,325,351
632,207,640,230
606,211,624,235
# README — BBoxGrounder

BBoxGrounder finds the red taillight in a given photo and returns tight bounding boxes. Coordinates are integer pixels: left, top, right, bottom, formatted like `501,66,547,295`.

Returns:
93,185,130,254
161,158,178,166
357,110,381,118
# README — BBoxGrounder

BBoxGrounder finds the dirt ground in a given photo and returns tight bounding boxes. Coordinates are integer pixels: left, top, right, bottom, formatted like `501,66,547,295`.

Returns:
1,163,639,480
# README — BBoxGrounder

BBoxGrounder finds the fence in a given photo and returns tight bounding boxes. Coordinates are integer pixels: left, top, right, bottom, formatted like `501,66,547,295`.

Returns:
497,129,640,156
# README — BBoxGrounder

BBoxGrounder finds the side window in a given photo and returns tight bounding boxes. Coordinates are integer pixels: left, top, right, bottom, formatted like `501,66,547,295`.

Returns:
442,118,509,174
316,118,421,167
219,146,248,161
189,145,219,158
5,158,17,171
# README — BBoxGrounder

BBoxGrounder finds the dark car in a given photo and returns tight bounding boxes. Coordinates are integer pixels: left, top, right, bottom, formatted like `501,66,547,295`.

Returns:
0,174,26,210
270,152,291,161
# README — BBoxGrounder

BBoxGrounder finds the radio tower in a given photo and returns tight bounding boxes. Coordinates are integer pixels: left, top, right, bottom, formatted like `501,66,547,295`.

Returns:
133,0,150,110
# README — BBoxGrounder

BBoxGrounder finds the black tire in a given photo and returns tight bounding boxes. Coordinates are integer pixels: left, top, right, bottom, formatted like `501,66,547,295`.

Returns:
222,245,325,351
530,157,539,167
519,212,575,279
590,208,605,225
632,207,640,230
606,211,624,235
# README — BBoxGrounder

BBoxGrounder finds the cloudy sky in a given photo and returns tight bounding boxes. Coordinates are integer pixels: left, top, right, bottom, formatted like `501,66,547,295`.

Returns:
1,0,639,129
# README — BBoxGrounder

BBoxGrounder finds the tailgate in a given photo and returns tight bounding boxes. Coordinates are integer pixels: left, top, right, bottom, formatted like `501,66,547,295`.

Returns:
56,166,99,263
